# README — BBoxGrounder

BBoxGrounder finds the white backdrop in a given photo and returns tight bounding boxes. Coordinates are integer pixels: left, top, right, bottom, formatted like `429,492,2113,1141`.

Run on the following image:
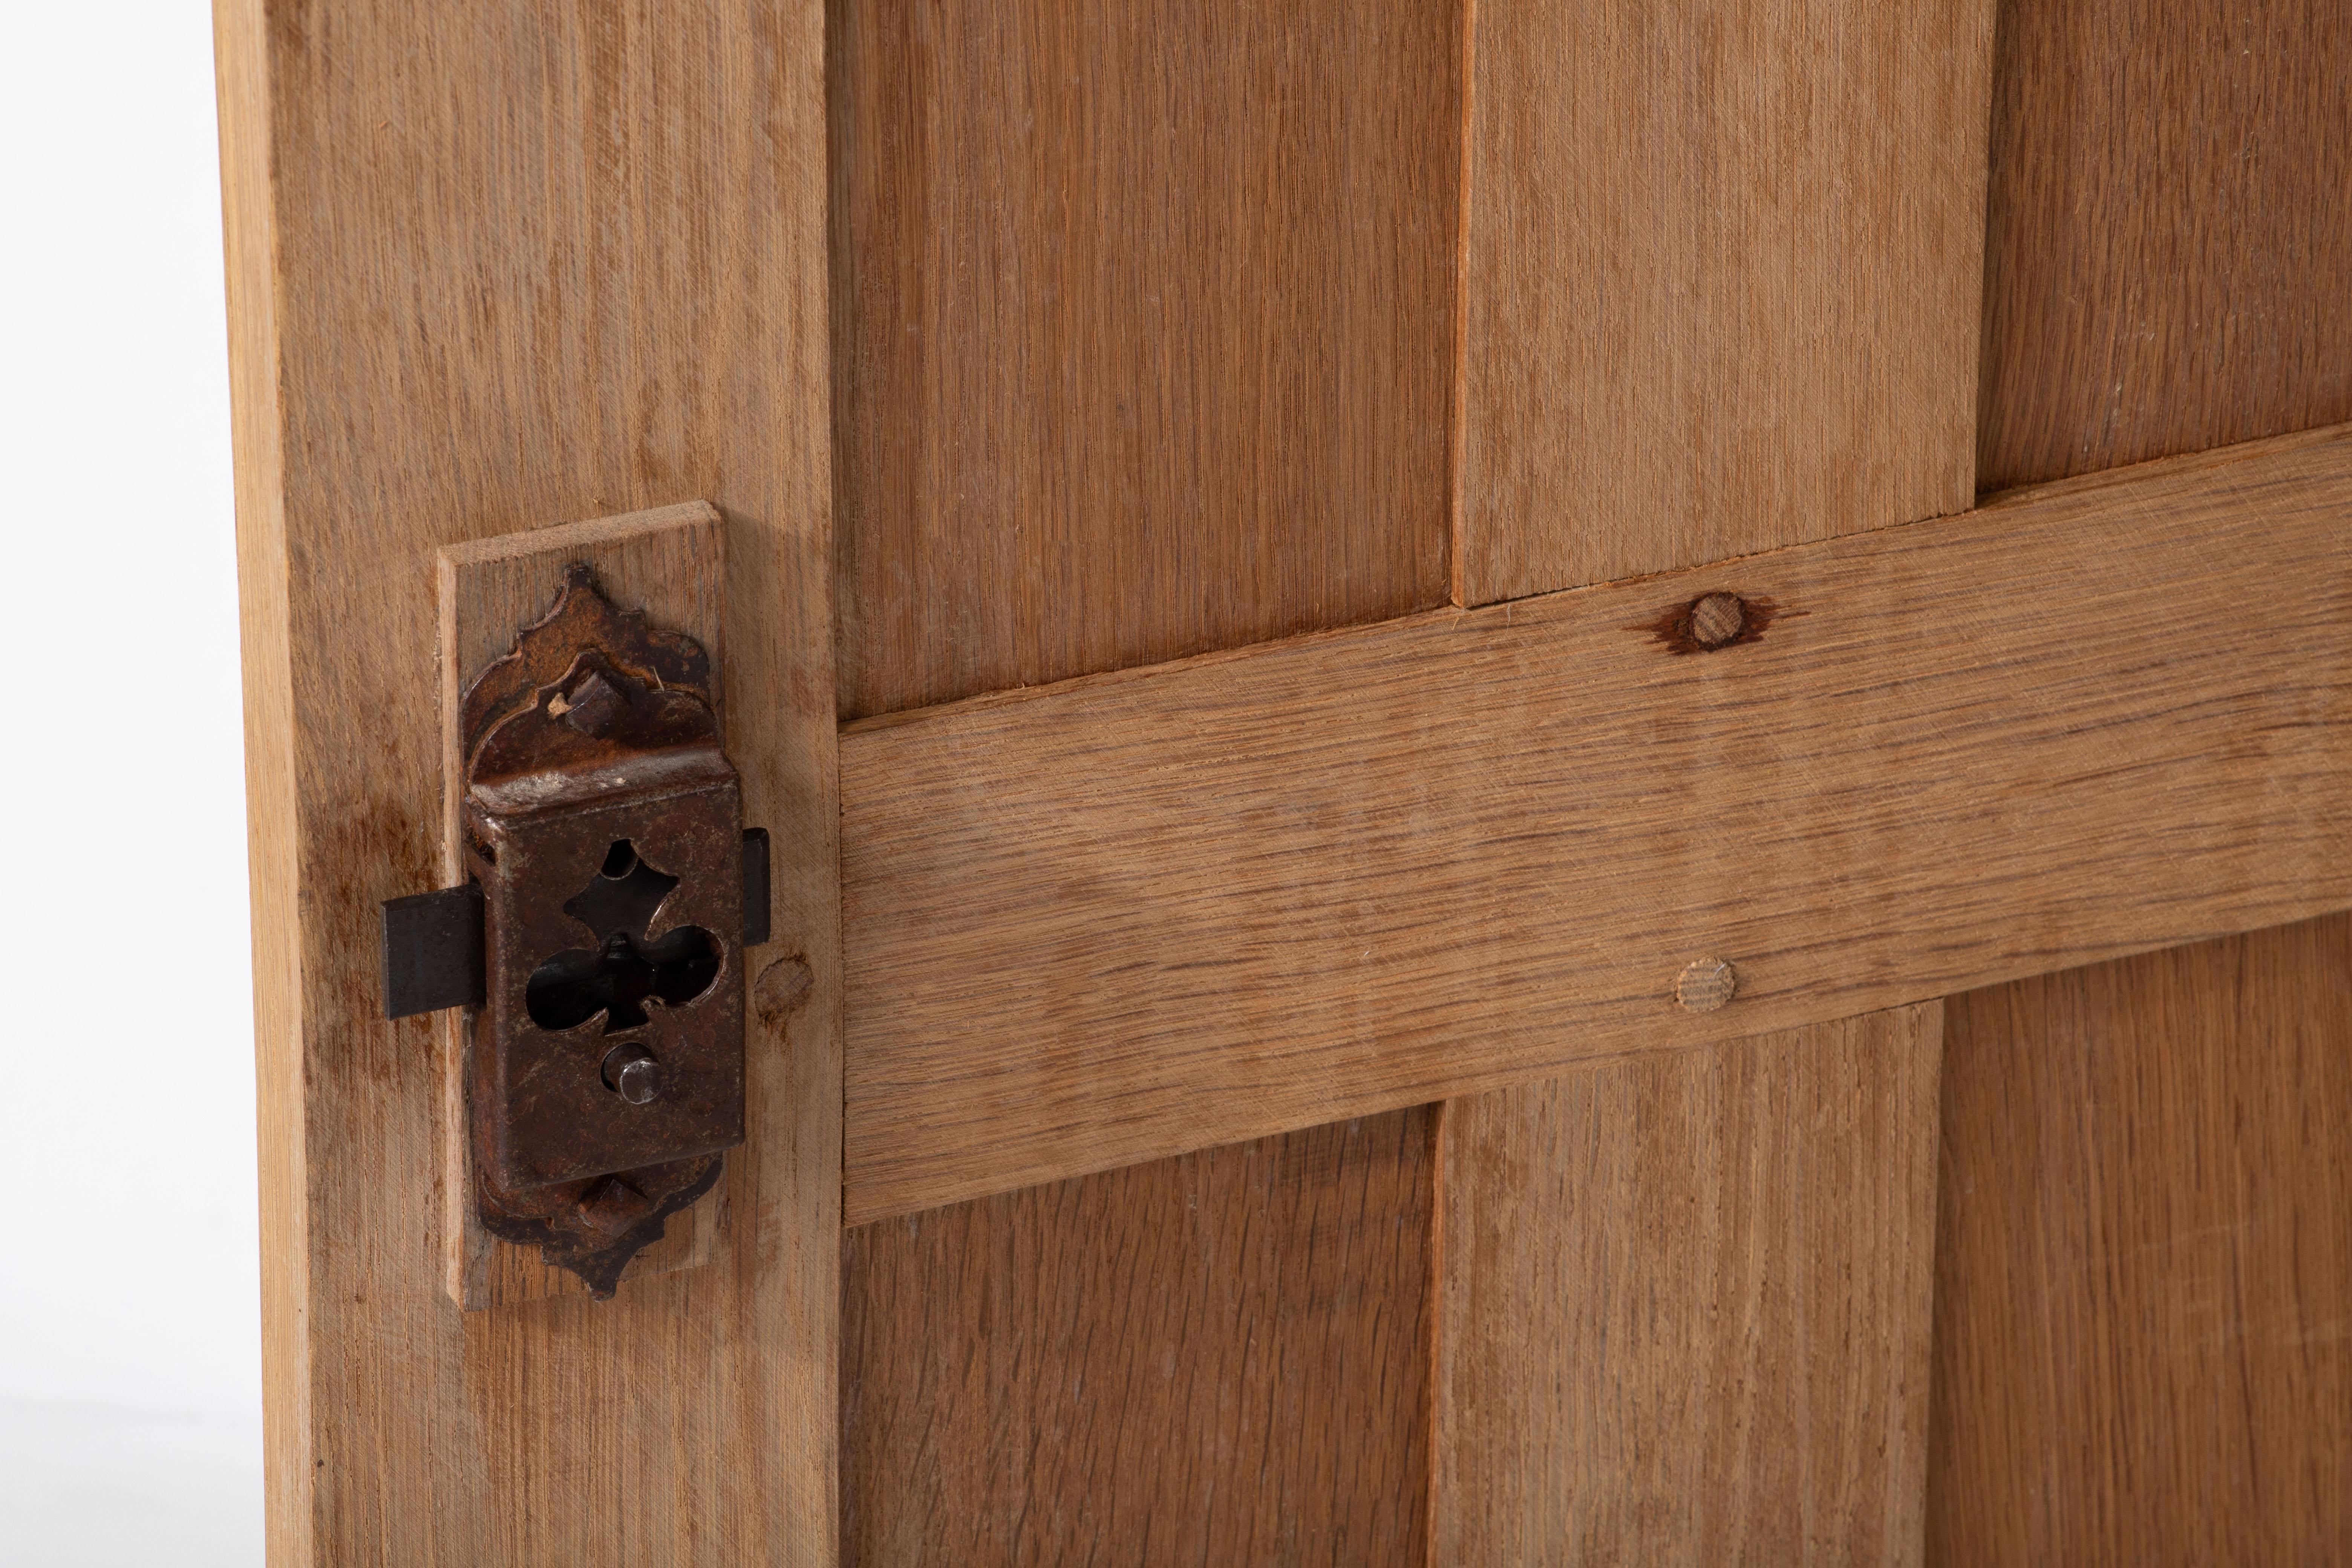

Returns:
0,5,263,1563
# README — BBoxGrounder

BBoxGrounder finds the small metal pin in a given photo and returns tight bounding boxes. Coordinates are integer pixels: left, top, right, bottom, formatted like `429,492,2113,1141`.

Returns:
1674,957,1738,1013
615,1057,661,1105
602,1043,662,1105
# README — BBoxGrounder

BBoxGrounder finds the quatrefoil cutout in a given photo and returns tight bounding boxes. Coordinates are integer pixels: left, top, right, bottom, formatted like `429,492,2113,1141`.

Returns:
525,840,721,1033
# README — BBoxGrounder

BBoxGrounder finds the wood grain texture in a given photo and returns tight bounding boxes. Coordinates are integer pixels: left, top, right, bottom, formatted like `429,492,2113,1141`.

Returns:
437,509,727,1309
1938,22,2352,1556
827,8,1460,1544
216,2,838,1561
842,1108,1435,1568
839,426,2352,1220
828,0,1458,719
1455,0,1992,605
1438,1006,1942,1565
1977,0,2352,489
1928,914,2352,1563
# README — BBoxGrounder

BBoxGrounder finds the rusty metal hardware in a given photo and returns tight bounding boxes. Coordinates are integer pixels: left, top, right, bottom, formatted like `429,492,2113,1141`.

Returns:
383,833,767,1019
380,563,769,1298
382,882,484,1018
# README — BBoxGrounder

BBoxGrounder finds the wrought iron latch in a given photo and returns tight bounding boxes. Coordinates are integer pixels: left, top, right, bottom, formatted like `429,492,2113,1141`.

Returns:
382,563,769,1298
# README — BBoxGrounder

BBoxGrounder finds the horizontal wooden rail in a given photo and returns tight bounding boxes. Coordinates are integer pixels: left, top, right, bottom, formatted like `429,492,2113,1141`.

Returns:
838,427,2352,1222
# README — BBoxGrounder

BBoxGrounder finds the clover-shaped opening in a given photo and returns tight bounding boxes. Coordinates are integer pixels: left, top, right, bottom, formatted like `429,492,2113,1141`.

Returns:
526,839,721,1033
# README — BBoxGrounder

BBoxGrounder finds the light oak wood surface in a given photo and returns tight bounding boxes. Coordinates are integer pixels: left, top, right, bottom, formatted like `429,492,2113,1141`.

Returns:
1438,1005,1942,1565
1927,914,2352,1563
839,426,2352,1221
1455,0,1991,605
1937,27,2352,1544
217,5,303,1554
825,3,1461,1550
217,2,838,1562
1436,9,1994,1556
842,1108,1435,1566
437,508,728,1309
828,0,1458,719
221,0,2352,1552
1977,0,2352,490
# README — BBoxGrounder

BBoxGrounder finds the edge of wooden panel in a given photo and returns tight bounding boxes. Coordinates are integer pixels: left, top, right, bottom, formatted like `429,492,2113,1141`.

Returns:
214,0,312,1557
217,0,840,1558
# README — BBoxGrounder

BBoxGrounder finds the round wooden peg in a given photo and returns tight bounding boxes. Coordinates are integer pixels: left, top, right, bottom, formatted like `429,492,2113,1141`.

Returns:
1674,957,1738,1012
1688,593,1747,649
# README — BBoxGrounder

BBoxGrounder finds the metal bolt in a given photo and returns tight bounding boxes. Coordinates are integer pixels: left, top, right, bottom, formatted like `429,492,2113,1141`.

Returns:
615,1056,661,1105
1688,593,1747,649
1674,957,1738,1013
602,1043,662,1105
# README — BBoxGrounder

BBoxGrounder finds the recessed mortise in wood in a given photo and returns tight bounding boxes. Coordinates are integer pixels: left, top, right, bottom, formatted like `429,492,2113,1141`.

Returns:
1642,591,1781,655
1674,959,1738,1013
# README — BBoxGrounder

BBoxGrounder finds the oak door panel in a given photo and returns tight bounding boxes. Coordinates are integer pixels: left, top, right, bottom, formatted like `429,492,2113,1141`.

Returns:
1928,916,2352,1562
1435,6,1992,1556
830,0,1459,719
843,1109,1435,1567
1977,0,2352,489
1437,1007,1943,1565
216,0,838,1562
1456,0,1991,604
1943,9,2352,1551
830,6,1459,1554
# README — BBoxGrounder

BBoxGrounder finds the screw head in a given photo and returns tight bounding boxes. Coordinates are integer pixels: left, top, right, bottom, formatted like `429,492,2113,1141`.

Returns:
1675,957,1738,1013
1688,593,1747,649
602,1043,662,1104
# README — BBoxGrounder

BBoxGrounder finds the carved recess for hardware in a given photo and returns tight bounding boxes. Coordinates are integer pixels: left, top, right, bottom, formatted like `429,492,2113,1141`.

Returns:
457,562,748,1298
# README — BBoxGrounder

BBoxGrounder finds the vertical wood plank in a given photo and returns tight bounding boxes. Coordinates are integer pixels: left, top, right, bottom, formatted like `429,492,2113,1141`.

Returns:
828,0,1459,719
215,2,305,1554
830,1,1457,1550
1951,8,2352,1549
1456,0,1992,604
216,2,836,1561
1928,915,2352,1563
1437,1006,1944,1564
1977,0,2352,490
1439,3,1994,1556
842,1109,1435,1566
